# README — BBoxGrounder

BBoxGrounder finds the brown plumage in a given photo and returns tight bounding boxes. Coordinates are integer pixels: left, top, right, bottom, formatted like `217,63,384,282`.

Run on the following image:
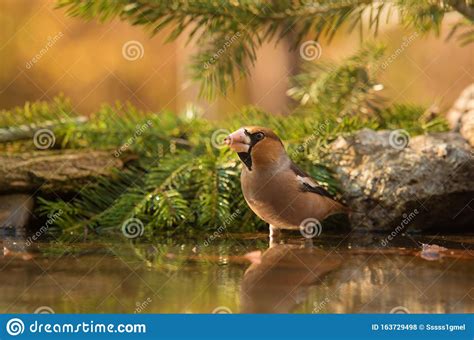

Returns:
224,126,347,235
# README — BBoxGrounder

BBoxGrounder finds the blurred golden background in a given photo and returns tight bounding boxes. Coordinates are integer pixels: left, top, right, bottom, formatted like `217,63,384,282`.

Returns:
1,0,472,118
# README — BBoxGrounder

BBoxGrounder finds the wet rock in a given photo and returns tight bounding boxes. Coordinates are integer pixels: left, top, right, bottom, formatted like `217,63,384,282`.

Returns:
0,194,34,229
460,108,474,147
327,129,474,231
0,194,34,256
446,83,474,146
419,244,448,261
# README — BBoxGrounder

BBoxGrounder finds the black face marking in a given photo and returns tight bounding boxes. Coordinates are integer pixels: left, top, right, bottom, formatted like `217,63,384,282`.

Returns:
238,129,266,171
238,152,252,170
244,129,265,146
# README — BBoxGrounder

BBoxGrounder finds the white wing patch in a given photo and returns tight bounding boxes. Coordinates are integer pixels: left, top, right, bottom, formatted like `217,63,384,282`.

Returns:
296,175,318,188
296,174,334,199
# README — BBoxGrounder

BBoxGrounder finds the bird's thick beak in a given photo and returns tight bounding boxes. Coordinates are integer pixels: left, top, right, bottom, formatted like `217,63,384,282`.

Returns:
224,128,251,153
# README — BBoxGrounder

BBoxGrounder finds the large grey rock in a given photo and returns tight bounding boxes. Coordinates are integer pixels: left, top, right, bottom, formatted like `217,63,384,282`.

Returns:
460,108,474,147
446,83,474,146
327,129,474,231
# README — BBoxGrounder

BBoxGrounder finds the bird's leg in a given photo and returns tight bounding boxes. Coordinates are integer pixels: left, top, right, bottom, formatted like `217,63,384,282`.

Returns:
304,238,314,249
269,225,281,248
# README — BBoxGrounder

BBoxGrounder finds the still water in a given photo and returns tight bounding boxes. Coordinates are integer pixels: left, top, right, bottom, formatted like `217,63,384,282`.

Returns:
1,233,473,314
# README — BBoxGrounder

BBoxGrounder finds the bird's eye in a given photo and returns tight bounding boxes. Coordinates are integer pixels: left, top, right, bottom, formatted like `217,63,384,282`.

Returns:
255,132,265,140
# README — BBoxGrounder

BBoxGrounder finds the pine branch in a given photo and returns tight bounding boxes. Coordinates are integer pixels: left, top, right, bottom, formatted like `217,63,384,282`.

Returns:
0,96,75,128
192,147,239,228
446,17,474,45
446,0,474,21
54,0,384,96
287,42,386,118
38,169,144,238
56,0,473,97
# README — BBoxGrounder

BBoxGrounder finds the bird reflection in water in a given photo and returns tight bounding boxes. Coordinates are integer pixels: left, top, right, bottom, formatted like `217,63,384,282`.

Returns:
240,243,341,313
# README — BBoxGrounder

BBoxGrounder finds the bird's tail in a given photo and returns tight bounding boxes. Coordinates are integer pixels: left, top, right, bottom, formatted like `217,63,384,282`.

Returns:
328,200,364,219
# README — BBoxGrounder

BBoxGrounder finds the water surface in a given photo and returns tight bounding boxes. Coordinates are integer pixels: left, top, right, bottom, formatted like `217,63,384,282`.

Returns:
1,233,473,314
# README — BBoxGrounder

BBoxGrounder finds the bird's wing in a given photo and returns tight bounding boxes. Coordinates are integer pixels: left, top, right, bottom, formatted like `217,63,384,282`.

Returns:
290,163,335,200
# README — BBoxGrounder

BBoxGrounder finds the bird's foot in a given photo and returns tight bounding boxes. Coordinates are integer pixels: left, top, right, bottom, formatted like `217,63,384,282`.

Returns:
303,238,314,249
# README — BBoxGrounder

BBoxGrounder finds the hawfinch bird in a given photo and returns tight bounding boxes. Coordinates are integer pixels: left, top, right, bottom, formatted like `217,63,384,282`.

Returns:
224,126,347,238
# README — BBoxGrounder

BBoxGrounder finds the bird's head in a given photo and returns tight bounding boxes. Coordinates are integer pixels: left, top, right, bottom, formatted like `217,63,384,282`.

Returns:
224,126,285,171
